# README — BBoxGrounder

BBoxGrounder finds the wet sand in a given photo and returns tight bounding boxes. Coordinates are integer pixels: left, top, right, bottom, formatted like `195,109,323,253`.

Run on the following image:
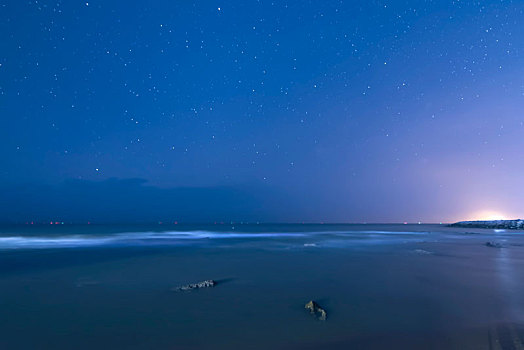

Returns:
0,224,523,349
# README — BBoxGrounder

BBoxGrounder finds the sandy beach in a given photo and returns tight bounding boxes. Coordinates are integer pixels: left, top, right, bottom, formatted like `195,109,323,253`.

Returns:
1,224,523,349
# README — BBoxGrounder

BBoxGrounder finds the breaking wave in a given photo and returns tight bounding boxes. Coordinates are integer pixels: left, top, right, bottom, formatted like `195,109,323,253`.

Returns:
0,231,305,249
0,230,429,250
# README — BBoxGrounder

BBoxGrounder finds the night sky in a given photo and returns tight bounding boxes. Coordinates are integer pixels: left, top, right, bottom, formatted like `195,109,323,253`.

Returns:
1,1,524,223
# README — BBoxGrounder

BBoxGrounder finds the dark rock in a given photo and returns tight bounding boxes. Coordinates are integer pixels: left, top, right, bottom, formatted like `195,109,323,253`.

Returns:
305,300,327,321
450,219,524,230
173,279,217,291
486,241,503,248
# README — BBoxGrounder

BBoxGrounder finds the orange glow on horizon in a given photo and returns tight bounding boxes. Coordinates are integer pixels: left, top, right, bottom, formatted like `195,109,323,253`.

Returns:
467,210,509,221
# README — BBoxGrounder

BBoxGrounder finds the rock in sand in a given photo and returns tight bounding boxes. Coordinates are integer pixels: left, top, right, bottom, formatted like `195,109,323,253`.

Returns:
305,300,327,321
173,279,217,291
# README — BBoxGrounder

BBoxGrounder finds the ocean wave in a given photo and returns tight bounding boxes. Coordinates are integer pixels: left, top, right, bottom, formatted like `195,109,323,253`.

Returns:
0,236,115,249
0,230,429,250
0,231,306,249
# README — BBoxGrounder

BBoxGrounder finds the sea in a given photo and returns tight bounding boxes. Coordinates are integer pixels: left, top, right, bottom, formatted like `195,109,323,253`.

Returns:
1,223,524,349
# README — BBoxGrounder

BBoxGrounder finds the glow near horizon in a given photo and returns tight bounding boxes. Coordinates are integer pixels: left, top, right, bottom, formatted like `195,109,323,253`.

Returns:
468,210,511,221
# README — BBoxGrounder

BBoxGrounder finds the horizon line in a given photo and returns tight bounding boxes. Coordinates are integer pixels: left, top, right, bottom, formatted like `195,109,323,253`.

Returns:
0,221,454,226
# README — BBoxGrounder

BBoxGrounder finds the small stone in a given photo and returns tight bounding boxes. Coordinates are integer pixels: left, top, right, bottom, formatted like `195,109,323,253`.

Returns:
305,300,327,321
173,279,217,291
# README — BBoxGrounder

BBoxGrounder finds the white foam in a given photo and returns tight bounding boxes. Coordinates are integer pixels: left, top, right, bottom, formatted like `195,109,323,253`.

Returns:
0,236,115,249
0,229,430,250
0,231,308,249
